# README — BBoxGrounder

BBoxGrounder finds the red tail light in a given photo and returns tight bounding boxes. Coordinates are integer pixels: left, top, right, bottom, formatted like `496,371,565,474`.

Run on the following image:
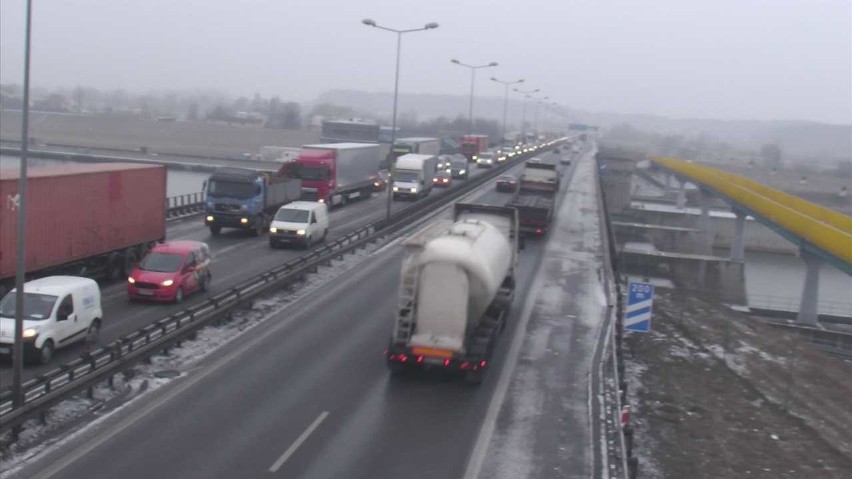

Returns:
416,355,424,363
480,360,487,368
460,361,470,370
443,359,451,367
399,354,409,363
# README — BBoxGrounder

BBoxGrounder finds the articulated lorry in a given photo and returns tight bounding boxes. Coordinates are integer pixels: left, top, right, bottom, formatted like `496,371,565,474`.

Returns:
461,134,490,161
286,143,385,207
0,163,167,297
204,167,301,236
392,154,438,200
511,160,560,236
385,203,519,383
393,137,441,160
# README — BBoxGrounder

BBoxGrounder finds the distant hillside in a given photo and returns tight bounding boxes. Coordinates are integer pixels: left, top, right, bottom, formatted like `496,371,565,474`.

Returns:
310,89,851,159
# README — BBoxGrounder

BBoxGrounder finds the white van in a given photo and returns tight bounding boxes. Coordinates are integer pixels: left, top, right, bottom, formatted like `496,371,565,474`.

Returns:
0,276,103,365
269,201,330,249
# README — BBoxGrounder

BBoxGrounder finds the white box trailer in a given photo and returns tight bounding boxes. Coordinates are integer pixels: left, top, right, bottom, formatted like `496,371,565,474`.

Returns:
385,203,519,383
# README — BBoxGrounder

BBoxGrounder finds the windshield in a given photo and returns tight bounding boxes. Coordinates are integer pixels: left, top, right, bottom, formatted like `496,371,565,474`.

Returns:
139,252,184,273
207,180,257,199
300,166,329,181
274,209,309,222
394,171,419,182
0,293,58,320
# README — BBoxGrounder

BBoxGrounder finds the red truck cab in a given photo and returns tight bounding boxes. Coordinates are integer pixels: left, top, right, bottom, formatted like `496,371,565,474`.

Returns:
291,149,335,204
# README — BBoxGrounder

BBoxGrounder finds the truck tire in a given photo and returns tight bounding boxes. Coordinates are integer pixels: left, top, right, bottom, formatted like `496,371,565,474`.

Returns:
87,320,101,345
122,248,138,277
210,225,222,235
200,272,211,292
104,252,122,282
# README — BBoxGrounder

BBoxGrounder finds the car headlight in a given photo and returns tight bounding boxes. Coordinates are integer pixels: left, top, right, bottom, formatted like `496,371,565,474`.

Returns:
374,182,380,187
459,169,466,174
443,179,449,183
393,186,399,192
206,215,214,222
23,328,38,338
240,218,249,224
487,160,492,163
161,279,174,287
296,229,306,235
269,227,278,233
472,155,478,160
410,187,418,193
127,277,136,284
318,198,325,203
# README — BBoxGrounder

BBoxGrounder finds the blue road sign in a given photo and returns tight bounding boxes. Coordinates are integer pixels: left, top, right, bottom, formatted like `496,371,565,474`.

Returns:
625,282,654,332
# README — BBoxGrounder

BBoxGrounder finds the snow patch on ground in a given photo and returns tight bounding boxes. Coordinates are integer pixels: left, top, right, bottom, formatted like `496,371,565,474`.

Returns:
0,245,377,474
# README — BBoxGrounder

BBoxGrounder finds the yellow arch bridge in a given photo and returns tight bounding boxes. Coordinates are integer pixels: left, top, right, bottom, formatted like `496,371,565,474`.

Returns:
650,157,852,277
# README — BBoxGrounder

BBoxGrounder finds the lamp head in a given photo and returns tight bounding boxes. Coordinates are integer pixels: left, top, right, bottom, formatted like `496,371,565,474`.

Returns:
362,18,376,27
451,59,460,64
425,22,439,29
488,62,498,67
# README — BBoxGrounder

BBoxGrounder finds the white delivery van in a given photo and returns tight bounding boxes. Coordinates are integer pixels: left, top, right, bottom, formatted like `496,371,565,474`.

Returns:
392,154,438,200
269,201,330,249
0,276,103,365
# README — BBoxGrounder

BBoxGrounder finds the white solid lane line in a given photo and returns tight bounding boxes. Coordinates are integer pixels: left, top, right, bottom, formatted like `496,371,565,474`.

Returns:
269,411,330,473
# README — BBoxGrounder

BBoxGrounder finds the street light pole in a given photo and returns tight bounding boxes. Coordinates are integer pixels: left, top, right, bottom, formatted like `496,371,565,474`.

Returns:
513,87,539,142
13,0,34,410
534,96,548,139
362,19,439,222
450,59,498,135
491,76,524,158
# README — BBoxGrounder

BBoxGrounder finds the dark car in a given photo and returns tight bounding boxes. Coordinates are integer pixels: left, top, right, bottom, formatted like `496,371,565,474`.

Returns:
495,175,517,193
433,170,453,188
560,157,572,166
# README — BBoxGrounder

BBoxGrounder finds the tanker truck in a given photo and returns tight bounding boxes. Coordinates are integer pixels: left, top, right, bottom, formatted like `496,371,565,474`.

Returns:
385,203,519,383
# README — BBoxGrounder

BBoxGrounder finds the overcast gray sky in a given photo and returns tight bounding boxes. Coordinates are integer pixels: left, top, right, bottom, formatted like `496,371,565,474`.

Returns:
1,0,850,124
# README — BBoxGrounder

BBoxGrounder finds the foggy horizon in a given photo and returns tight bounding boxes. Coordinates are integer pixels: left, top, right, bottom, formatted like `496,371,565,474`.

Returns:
1,0,850,125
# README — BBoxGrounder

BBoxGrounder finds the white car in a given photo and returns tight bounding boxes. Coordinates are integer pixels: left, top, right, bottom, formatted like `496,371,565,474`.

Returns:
0,276,103,364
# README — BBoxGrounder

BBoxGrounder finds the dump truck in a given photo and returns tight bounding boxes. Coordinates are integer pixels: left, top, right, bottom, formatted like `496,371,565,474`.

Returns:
204,167,301,236
507,194,554,237
0,163,167,297
519,160,560,196
385,203,519,383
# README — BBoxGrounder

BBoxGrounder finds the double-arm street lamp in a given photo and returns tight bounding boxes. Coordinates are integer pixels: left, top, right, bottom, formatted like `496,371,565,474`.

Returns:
362,18,439,221
490,76,524,157
450,59,498,135
513,87,539,141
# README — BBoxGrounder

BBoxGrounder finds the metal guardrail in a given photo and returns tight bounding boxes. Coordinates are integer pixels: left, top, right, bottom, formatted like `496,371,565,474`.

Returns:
764,322,852,359
165,192,205,220
748,294,852,318
0,142,559,434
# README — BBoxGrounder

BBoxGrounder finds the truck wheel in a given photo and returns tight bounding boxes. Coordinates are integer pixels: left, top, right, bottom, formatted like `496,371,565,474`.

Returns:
122,248,138,277
200,273,211,292
210,225,222,235
465,370,484,385
104,253,122,282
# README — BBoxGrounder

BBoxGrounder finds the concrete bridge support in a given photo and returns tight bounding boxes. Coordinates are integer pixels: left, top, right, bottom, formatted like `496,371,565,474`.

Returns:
676,180,687,210
730,211,746,261
698,190,715,254
796,249,821,325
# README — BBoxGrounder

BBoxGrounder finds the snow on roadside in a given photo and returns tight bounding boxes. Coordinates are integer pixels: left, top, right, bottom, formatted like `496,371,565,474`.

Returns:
0,243,379,475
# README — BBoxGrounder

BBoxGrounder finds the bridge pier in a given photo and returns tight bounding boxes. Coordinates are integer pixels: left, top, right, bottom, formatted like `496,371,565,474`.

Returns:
698,190,715,254
796,249,821,325
675,180,687,210
730,211,746,261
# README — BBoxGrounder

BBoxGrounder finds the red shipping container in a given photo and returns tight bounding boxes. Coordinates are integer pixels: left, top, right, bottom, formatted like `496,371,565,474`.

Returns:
0,163,167,281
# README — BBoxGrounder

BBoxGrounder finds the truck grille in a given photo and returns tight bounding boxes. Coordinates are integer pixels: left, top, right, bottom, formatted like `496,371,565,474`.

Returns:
301,189,318,201
214,203,241,213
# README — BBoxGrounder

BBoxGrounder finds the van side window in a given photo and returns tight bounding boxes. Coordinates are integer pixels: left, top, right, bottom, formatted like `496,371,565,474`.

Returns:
58,295,74,317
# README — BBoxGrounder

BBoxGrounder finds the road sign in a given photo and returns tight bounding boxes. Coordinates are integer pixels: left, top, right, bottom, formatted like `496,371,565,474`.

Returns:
625,282,654,332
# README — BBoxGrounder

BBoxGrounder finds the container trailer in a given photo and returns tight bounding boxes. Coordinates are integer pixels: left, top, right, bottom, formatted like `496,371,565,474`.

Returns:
0,163,167,297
